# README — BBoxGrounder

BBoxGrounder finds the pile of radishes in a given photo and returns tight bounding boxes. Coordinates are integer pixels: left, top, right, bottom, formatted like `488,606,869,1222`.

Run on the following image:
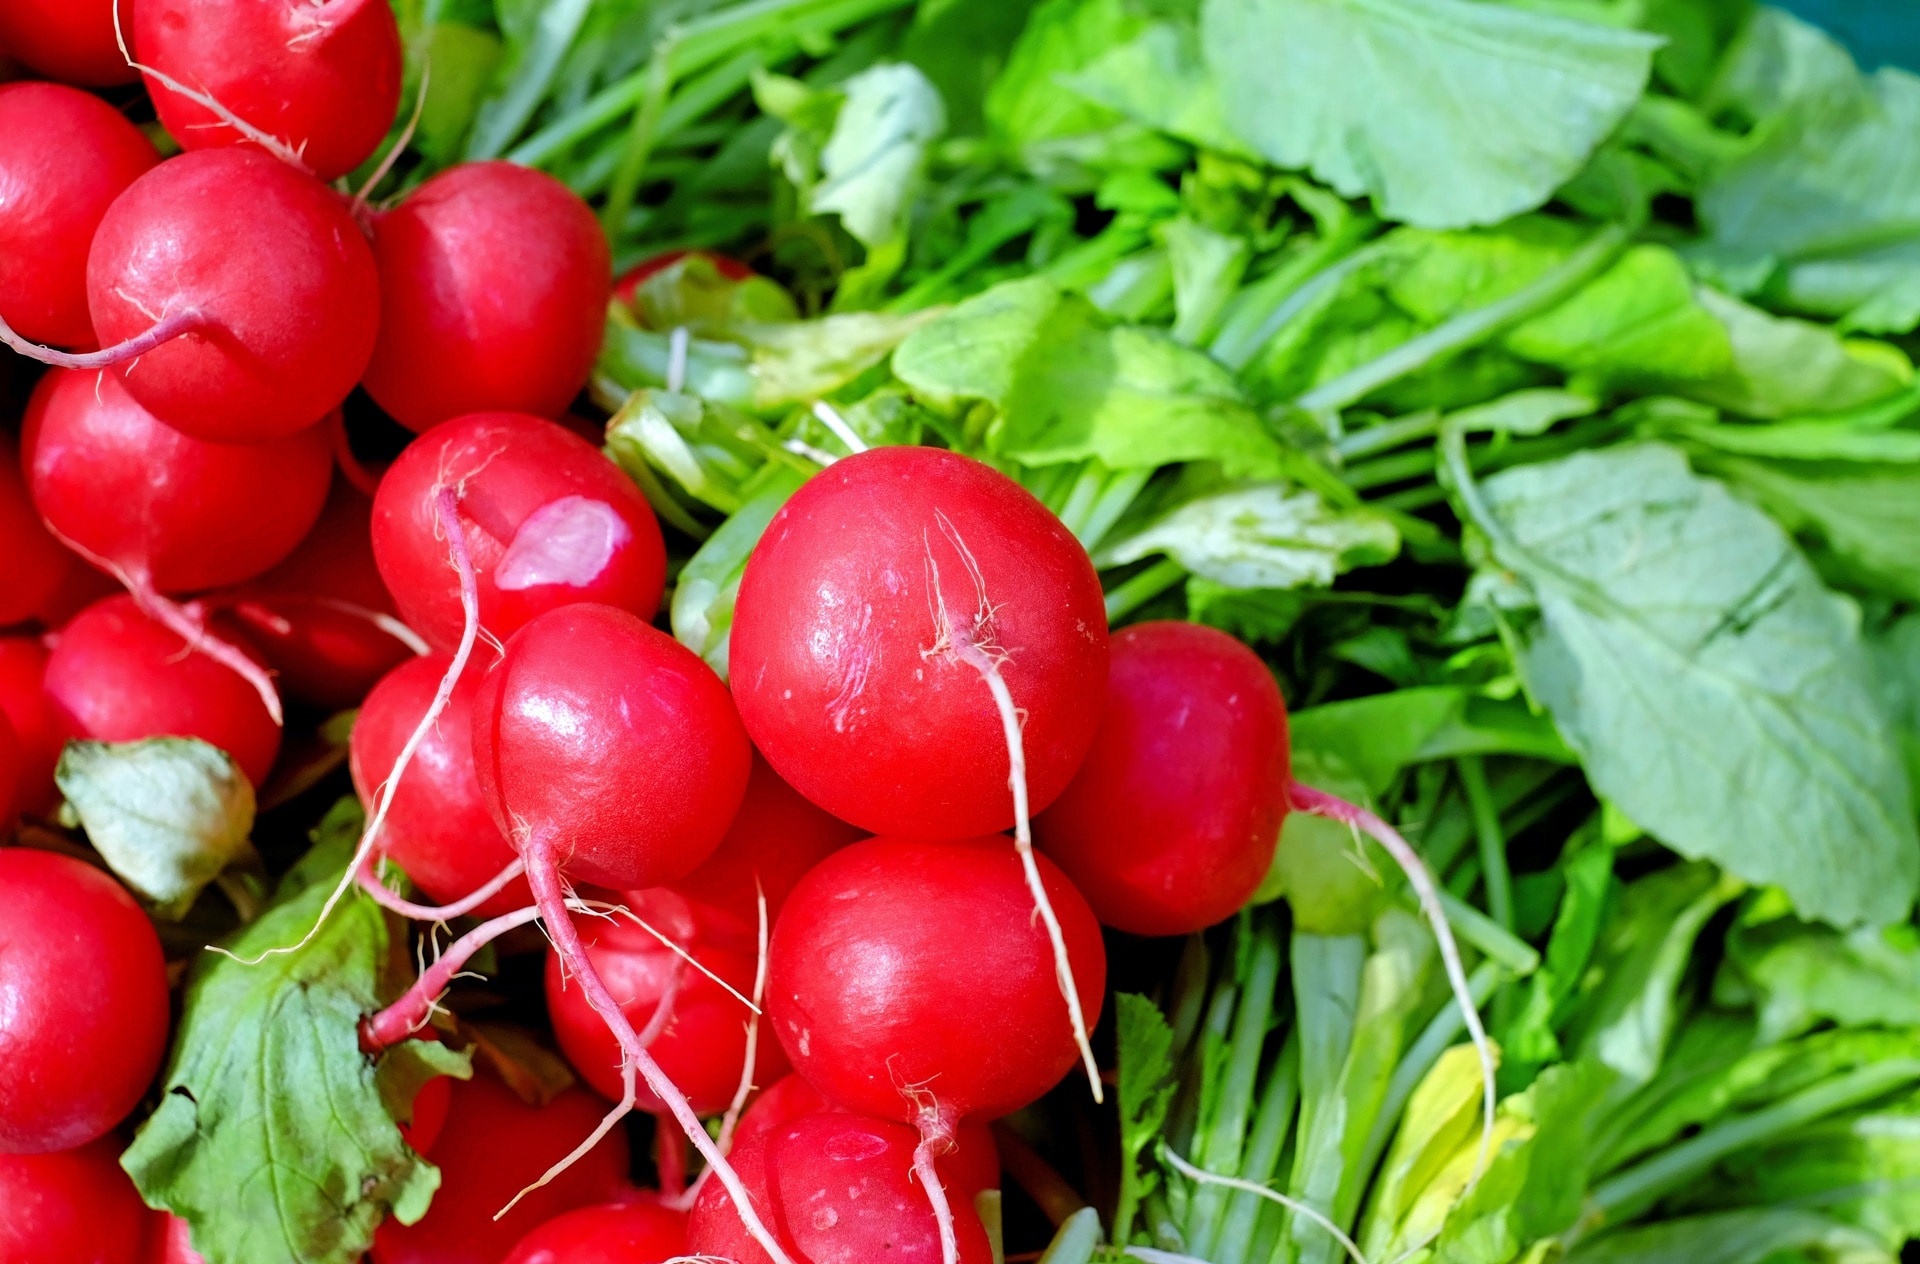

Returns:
0,5,1485,1262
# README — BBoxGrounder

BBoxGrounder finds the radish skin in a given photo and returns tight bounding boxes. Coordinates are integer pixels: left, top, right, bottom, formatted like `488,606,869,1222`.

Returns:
0,1140,152,1264
0,0,136,85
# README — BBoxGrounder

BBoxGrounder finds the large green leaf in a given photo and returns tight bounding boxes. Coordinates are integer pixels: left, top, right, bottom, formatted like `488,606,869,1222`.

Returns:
1466,443,1919,928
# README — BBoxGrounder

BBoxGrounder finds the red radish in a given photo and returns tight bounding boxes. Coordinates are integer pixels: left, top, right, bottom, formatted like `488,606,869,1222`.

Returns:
0,850,169,1153
350,653,527,917
0,0,136,85
1036,621,1291,935
402,1073,453,1156
0,708,18,822
688,1114,995,1264
151,1214,207,1264
0,635,58,815
501,1197,687,1264
370,411,666,651
362,162,611,432
370,1073,630,1264
222,484,422,709
0,83,157,346
133,0,403,181
1,149,379,444
0,441,77,628
0,1140,153,1264
43,596,282,786
613,248,754,307
546,890,789,1114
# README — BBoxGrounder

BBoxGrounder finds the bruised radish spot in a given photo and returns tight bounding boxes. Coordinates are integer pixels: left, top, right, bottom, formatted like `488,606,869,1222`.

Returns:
496,497,631,591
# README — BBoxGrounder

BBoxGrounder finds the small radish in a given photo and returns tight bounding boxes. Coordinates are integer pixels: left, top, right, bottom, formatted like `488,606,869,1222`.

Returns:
1,149,380,445
362,162,611,432
0,83,157,346
1036,621,1291,935
370,1072,630,1264
501,1197,687,1264
401,1072,453,1156
224,485,422,710
767,835,1105,1262
0,1140,153,1264
350,653,527,917
133,0,403,181
0,709,18,822
43,596,282,786
0,850,169,1154
151,1213,208,1264
0,0,135,85
0,440,79,628
0,635,59,815
370,411,666,652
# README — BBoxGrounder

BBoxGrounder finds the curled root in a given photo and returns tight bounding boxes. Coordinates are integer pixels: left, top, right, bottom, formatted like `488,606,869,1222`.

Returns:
355,855,526,923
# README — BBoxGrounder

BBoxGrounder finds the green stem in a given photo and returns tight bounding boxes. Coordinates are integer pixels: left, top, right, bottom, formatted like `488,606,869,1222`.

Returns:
1296,223,1631,415
1104,559,1187,622
1343,447,1436,492
1211,1036,1302,1264
1079,467,1153,556
1038,1208,1104,1264
601,50,675,237
1335,410,1443,462
1211,230,1385,373
1435,888,1537,975
1054,465,1110,541
1188,924,1285,1258
1456,758,1513,932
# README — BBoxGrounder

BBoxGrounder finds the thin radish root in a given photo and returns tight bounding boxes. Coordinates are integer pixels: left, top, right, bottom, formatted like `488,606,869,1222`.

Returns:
1159,1146,1372,1264
1287,782,1497,1187
715,883,772,1155
523,839,802,1264
354,59,429,211
0,308,211,371
906,1093,961,1264
360,903,544,1051
355,855,526,922
924,512,1103,1105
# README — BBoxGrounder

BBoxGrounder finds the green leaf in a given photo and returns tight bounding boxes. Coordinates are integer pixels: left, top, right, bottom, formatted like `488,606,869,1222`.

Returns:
1504,247,1734,384
1096,481,1399,589
1701,456,1920,604
624,252,799,334
1563,1209,1895,1264
1059,19,1251,158
1200,0,1658,228
1464,443,1919,928
57,738,256,920
898,0,1041,135
1685,290,1911,419
740,308,945,410
122,813,470,1264
810,63,946,250
1724,897,1920,1041
1114,993,1178,1243
984,0,1168,150
670,466,811,677
1259,748,1387,932
1289,686,1574,795
1500,837,1615,1067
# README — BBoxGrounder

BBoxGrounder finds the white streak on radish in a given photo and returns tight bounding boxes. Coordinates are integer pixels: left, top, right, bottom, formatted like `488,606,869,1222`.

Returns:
494,496,631,590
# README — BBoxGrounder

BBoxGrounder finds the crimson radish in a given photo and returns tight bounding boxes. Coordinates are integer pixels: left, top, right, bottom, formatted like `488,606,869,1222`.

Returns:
0,1140,153,1264
0,83,157,346
370,411,666,651
501,1197,687,1264
0,849,169,1153
0,709,18,821
133,0,403,181
151,1213,207,1264
43,596,282,786
0,441,78,628
0,636,59,816
362,162,611,432
0,0,135,85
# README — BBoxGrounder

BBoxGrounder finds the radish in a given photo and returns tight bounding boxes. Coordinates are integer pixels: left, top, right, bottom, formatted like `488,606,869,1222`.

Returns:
0,441,79,628
0,636,63,816
0,83,157,346
43,596,282,786
1036,621,1291,935
370,1072,630,1264
361,162,611,433
0,708,19,822
767,835,1105,1262
151,1213,207,1264
350,652,527,917
0,0,135,85
370,411,666,652
1,149,380,445
688,1113,995,1264
225,485,422,710
133,0,403,181
0,1140,154,1264
0,849,169,1153
501,1198,687,1264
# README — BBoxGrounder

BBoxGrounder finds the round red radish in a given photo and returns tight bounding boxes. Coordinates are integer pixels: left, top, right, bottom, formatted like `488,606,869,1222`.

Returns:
134,0,403,181
350,653,526,916
86,147,380,443
43,596,281,785
0,850,169,1153
768,836,1106,1126
0,636,57,815
0,0,136,85
731,446,1109,839
400,1072,452,1157
24,368,332,594
1036,621,1291,936
370,1073,630,1264
0,83,157,346
0,1140,153,1264
688,1114,995,1264
362,162,611,433
502,1197,686,1264
546,891,788,1114
0,709,19,821
225,484,416,709
0,440,78,628
370,411,665,652
473,603,750,890
151,1214,207,1264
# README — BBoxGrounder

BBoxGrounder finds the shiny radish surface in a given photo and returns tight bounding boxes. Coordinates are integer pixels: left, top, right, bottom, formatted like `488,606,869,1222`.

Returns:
0,637,59,816
501,1197,687,1264
0,1140,154,1264
0,440,79,628
0,0,137,85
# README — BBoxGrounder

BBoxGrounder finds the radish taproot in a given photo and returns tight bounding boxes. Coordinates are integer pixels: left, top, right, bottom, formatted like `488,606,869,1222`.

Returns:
0,849,169,1154
0,0,135,85
133,0,403,181
501,1197,687,1264
0,82,157,347
362,162,611,433
0,1140,153,1264
0,440,79,629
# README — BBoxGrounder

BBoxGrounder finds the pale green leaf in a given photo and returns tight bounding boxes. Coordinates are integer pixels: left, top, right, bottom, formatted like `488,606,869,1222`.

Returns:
1097,482,1399,589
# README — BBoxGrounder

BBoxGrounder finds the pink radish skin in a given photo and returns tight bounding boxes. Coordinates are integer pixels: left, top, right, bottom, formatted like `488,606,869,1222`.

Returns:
1037,621,1291,935
370,411,666,652
0,1140,153,1264
43,596,281,786
501,1198,687,1264
0,636,57,815
0,850,169,1154
79,148,379,443
134,0,403,181
350,653,528,917
0,0,136,85
0,441,79,629
0,83,157,346
362,162,611,433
